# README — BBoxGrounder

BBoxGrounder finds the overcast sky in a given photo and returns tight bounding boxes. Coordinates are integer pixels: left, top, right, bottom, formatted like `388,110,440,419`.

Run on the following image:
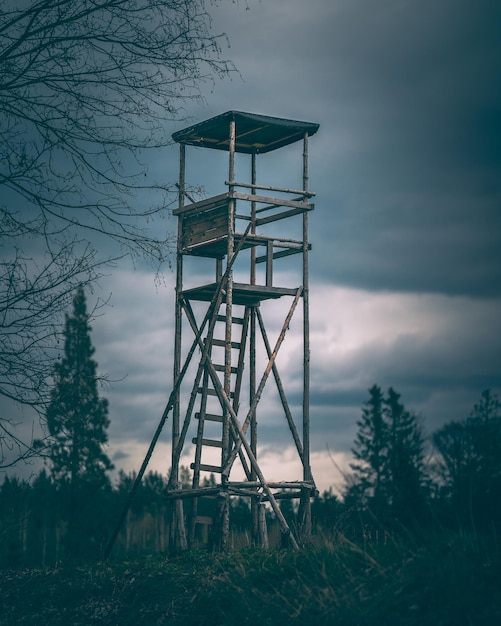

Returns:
5,0,501,493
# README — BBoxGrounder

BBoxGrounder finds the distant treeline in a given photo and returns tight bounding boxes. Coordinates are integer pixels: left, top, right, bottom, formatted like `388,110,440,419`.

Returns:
1,387,500,568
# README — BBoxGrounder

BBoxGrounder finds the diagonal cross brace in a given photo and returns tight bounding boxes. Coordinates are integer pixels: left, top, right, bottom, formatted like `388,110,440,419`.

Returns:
255,307,305,463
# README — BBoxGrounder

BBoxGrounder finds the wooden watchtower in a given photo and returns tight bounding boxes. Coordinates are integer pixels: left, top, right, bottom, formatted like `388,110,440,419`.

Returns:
166,111,319,551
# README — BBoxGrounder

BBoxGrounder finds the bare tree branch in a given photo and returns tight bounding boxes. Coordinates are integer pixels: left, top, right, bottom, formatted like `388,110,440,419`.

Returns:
0,0,234,465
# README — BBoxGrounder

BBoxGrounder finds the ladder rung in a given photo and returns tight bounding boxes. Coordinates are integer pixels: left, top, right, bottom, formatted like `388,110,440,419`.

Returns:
195,413,223,423
200,388,234,398
212,338,241,349
194,515,213,525
191,463,222,473
214,364,238,374
192,437,223,448
216,315,245,324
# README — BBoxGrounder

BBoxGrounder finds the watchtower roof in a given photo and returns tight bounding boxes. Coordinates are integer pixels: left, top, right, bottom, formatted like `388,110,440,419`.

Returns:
172,110,319,154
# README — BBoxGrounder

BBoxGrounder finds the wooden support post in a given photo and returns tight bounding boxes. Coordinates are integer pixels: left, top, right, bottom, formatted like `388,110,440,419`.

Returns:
219,117,236,549
250,153,257,286
170,142,187,553
209,491,230,552
259,502,269,549
250,306,258,544
300,131,312,540
250,153,260,544
266,240,273,287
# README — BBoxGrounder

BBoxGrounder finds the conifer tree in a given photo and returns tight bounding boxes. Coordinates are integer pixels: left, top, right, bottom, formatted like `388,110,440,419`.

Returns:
347,385,428,529
433,389,501,528
46,286,113,558
385,387,427,522
349,384,388,514
468,389,501,495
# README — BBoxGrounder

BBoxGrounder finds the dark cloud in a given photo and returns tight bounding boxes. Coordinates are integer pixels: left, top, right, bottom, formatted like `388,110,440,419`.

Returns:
203,0,501,297
308,0,501,297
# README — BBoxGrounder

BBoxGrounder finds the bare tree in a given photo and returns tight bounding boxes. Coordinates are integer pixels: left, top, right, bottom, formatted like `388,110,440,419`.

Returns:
0,0,233,465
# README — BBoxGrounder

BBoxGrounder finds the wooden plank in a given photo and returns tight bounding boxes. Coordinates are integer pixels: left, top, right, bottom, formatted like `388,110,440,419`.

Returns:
225,180,315,197
190,463,223,473
212,338,241,349
214,364,238,374
172,192,230,216
195,412,223,423
184,229,228,248
256,207,309,227
255,199,313,214
164,486,220,500
184,210,228,227
231,191,311,210
182,212,228,244
243,234,304,245
256,247,306,264
183,213,227,236
216,315,244,324
261,491,303,501
192,437,223,448
226,481,315,489
234,233,275,245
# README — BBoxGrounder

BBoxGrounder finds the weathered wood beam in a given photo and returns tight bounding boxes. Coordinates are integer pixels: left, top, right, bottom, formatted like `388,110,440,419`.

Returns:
231,191,311,210
225,180,315,197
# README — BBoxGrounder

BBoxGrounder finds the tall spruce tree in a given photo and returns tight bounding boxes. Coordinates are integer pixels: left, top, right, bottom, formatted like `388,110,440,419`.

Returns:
349,385,388,515
46,286,113,558
347,385,428,529
385,387,427,522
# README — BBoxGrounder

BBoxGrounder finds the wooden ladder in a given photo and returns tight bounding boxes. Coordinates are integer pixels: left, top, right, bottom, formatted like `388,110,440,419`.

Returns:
188,306,250,541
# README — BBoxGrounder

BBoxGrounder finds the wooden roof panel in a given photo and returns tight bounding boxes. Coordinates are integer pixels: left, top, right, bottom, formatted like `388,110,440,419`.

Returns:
172,111,319,154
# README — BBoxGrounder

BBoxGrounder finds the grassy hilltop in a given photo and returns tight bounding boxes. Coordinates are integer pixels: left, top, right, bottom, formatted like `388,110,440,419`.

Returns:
1,532,500,626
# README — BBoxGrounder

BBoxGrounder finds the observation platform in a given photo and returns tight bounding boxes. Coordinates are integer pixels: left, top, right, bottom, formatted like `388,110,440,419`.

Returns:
181,282,298,307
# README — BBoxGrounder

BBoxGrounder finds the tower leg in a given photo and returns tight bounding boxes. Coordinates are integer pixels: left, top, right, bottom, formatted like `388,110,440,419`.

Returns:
297,486,313,544
169,496,187,554
251,496,259,545
208,492,230,551
258,502,269,549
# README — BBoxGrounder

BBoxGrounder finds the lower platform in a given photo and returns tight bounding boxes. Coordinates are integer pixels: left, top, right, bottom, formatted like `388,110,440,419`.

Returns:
164,480,317,500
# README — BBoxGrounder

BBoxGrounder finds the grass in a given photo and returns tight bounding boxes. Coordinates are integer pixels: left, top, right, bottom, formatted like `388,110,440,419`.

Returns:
1,531,500,625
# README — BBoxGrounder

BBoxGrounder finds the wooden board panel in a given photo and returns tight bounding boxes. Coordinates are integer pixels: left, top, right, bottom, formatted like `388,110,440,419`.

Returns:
181,204,229,247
